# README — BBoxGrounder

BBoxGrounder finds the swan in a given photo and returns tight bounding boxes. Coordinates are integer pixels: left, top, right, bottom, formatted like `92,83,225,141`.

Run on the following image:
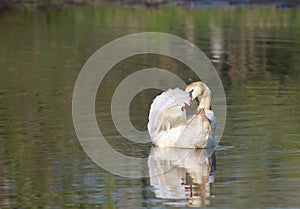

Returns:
147,81,216,149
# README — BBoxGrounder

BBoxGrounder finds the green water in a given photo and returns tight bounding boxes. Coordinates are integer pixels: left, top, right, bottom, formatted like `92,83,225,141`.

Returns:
0,7,300,208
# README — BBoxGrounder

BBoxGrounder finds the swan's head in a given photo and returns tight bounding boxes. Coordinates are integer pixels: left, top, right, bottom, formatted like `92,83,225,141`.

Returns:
185,81,206,101
185,81,212,110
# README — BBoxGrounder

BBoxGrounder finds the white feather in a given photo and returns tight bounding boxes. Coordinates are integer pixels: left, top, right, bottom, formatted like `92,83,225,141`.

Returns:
148,88,190,140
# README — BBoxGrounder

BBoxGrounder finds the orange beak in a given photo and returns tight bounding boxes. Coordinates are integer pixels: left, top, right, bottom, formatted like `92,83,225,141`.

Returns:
181,102,189,111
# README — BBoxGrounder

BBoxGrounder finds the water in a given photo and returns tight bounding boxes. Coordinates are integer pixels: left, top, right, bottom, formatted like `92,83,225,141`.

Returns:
0,6,300,208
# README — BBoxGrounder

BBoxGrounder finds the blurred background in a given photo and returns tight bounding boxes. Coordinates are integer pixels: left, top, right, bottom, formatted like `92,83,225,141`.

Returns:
0,0,299,208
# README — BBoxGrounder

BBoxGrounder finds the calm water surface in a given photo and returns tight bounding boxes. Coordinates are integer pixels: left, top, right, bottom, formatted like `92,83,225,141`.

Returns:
0,7,300,208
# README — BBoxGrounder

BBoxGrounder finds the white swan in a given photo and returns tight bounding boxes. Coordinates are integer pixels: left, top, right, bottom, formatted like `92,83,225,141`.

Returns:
147,81,216,149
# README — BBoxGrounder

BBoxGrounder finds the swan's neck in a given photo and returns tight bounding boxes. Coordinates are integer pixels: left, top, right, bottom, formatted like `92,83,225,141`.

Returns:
196,86,211,111
197,95,211,111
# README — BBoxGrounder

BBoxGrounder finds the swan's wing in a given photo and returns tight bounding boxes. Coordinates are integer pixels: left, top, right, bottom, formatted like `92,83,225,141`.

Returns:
175,110,216,148
175,114,210,148
205,110,216,137
148,88,190,139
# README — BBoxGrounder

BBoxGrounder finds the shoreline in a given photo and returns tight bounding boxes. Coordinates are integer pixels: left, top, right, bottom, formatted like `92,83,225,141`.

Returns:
1,0,299,10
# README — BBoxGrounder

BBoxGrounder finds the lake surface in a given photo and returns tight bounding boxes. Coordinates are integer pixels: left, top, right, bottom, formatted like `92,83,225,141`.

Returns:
0,6,300,208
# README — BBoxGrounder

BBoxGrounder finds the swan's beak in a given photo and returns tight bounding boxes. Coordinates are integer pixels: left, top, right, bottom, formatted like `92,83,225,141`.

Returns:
181,102,190,111
185,85,194,102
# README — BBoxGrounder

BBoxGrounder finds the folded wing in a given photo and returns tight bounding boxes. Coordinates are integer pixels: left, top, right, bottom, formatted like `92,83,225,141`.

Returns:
148,88,190,141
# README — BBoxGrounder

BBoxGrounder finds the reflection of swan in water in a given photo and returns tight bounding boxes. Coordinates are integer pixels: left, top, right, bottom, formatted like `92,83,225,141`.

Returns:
148,81,216,148
148,146,216,207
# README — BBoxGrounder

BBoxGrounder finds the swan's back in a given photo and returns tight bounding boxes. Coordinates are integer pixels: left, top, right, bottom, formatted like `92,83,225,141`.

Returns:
148,88,190,142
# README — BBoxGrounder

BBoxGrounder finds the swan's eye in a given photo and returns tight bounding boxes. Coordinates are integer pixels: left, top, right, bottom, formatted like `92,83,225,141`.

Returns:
188,89,194,98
